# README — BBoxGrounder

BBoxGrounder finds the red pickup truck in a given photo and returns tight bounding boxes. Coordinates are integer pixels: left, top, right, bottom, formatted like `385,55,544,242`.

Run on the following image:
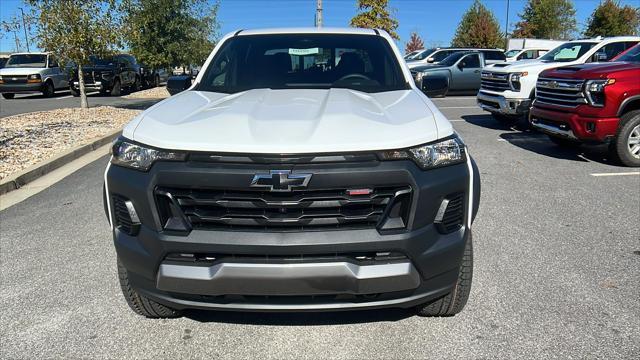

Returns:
530,44,640,167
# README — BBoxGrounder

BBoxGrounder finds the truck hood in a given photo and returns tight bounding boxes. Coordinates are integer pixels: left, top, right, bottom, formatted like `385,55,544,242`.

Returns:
485,59,568,74
541,62,640,79
0,67,46,75
127,88,443,154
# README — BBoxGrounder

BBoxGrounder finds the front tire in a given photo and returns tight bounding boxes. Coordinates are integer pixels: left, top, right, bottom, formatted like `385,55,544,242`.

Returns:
110,79,122,96
1,93,15,99
416,232,473,317
42,81,55,97
117,258,182,318
610,110,640,167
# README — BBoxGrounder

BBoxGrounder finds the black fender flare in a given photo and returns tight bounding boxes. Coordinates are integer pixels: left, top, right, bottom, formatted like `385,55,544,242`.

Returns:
617,95,640,117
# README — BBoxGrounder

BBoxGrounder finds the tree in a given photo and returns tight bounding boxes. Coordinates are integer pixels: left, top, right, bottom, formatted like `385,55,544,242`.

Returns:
451,0,503,48
584,0,640,38
29,0,121,109
405,32,425,54
123,0,220,70
350,0,399,40
512,0,577,40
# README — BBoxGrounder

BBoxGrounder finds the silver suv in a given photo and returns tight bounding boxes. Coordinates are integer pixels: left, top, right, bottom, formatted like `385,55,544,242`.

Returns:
0,52,69,99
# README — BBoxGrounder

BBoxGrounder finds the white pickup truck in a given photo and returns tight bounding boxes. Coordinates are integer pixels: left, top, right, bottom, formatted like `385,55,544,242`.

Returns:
477,36,640,122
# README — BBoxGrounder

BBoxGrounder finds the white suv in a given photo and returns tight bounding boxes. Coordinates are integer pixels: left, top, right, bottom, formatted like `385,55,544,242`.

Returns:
477,36,639,121
104,28,480,318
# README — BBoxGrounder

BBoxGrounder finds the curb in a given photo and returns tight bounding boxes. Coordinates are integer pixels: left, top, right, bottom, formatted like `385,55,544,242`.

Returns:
0,129,121,195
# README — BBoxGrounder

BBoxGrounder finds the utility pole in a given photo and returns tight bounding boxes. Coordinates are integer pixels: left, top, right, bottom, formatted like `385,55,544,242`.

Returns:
19,7,30,52
315,0,323,28
504,0,510,50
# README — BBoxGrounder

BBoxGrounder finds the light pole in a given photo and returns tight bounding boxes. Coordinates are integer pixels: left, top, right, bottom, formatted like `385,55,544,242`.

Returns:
315,0,323,28
504,0,510,50
19,7,30,52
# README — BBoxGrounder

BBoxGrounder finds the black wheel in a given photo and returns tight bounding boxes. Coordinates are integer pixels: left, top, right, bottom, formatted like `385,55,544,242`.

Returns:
610,110,640,167
117,258,182,318
131,76,141,92
154,75,160,87
548,135,580,148
42,81,55,97
1,93,15,99
110,79,122,96
416,232,473,317
70,86,80,97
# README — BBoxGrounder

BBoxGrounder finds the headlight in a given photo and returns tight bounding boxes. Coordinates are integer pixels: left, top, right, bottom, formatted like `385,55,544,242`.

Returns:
584,79,615,107
508,72,527,91
111,137,186,171
27,74,42,83
379,135,467,169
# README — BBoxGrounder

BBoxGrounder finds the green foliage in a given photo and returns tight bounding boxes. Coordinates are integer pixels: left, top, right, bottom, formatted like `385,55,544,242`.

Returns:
350,0,399,40
512,0,577,40
28,0,121,66
405,32,424,53
451,0,503,48
584,0,640,37
123,0,220,69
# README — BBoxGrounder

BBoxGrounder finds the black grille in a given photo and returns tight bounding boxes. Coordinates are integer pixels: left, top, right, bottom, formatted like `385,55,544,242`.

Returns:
112,195,138,235
480,71,510,92
2,75,27,84
155,186,411,233
535,77,587,108
436,193,464,234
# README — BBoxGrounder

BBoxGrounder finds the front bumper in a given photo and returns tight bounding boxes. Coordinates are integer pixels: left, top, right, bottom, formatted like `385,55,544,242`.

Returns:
105,156,480,311
477,91,531,116
0,82,44,93
530,105,619,143
72,80,109,91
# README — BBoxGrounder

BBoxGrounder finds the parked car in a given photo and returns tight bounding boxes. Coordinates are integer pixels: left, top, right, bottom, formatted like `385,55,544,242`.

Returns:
530,44,640,166
404,49,423,60
411,51,491,97
504,48,550,62
477,36,639,122
104,27,480,318
70,54,141,96
0,52,69,99
140,66,170,88
504,38,565,61
407,47,505,68
0,56,8,69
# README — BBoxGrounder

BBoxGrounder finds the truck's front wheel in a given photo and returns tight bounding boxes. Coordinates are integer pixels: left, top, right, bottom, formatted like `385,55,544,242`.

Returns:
610,110,640,167
117,258,182,318
416,232,473,317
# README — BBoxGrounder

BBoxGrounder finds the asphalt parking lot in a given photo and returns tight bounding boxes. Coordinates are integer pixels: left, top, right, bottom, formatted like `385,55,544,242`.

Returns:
1,96,639,359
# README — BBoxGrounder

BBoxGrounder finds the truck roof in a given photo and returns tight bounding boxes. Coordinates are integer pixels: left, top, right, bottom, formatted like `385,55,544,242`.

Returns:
237,27,380,36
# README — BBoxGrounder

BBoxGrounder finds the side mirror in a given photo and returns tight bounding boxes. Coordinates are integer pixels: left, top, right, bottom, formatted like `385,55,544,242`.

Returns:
426,57,435,63
166,75,192,95
594,52,608,62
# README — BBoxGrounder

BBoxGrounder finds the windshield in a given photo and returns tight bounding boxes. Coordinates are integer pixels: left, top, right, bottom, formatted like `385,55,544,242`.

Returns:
5,54,47,68
89,55,116,66
404,50,420,59
198,34,408,94
504,50,520,58
614,44,640,62
411,48,437,60
539,42,596,62
439,52,468,66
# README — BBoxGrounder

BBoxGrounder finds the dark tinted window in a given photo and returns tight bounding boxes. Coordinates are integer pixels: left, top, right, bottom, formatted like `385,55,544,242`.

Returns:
597,42,627,61
615,44,640,62
198,34,407,94
432,50,451,62
461,54,481,68
439,52,468,66
483,50,506,60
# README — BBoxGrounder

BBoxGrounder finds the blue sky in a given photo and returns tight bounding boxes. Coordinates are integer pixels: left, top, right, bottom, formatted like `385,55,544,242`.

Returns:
2,0,639,52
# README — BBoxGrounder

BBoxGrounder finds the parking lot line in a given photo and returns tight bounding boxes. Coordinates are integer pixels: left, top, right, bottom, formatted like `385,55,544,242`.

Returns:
590,172,640,177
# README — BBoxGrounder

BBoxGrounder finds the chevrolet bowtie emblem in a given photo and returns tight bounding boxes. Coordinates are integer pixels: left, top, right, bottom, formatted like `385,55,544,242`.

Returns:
251,170,312,192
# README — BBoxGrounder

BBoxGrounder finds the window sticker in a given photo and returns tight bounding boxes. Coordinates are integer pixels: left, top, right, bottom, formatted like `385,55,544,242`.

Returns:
289,48,320,56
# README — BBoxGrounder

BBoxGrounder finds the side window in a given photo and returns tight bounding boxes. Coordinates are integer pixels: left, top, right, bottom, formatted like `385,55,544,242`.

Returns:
462,54,480,68
432,51,450,62
127,55,137,65
483,51,505,60
48,55,59,68
596,42,626,61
